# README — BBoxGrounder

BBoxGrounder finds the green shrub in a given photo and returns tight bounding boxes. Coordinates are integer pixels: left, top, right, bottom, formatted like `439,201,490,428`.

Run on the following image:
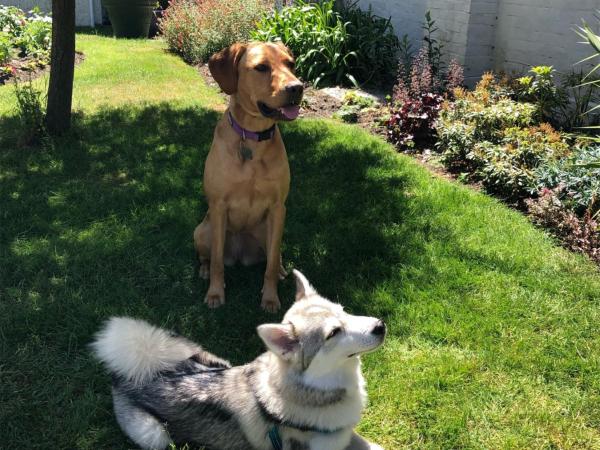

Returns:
336,1,400,86
16,17,52,59
0,6,52,74
343,90,375,108
160,0,270,64
333,104,360,123
0,6,26,37
0,32,12,64
535,145,600,215
515,66,565,123
252,0,399,87
438,74,537,172
13,79,47,144
526,188,599,263
471,125,570,200
437,74,571,200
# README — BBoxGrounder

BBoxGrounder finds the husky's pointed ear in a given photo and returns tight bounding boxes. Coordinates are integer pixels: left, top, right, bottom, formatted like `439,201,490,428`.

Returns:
208,43,247,95
293,269,316,301
257,323,299,359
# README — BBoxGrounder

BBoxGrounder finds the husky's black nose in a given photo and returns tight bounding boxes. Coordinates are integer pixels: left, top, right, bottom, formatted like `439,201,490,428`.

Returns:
371,320,386,336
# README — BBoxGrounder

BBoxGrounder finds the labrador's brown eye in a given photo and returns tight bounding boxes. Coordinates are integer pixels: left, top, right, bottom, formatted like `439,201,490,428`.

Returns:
255,64,270,73
327,327,342,340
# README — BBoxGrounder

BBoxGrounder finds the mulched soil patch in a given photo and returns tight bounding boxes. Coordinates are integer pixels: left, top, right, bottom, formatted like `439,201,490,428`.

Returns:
301,86,343,119
0,52,85,85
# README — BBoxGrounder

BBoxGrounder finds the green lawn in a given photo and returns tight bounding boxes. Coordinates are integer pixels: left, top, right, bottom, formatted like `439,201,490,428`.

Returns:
1,31,600,449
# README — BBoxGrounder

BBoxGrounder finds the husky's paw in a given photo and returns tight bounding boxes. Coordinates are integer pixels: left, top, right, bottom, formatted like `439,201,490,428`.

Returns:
369,444,384,450
261,293,281,313
204,286,225,308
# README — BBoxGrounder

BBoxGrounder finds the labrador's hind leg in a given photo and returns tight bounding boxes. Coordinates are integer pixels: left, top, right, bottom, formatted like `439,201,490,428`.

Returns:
248,221,287,280
193,218,211,280
239,232,266,267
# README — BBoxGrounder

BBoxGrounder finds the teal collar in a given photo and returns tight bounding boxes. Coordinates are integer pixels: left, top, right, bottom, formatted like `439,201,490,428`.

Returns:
267,423,341,450
268,426,283,450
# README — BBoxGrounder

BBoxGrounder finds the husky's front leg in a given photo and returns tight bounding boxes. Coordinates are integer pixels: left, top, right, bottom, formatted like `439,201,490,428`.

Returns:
344,432,384,450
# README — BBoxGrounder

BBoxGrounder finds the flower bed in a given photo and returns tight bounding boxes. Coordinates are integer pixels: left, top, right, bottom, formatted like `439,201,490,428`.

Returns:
160,0,270,64
0,6,52,84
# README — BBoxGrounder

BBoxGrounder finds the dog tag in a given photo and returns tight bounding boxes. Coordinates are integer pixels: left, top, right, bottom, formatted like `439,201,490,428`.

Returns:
239,142,253,162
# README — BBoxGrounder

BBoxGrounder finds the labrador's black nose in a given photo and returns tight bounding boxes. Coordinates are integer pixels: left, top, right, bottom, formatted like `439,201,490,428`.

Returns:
371,320,386,336
285,82,304,95
285,82,304,104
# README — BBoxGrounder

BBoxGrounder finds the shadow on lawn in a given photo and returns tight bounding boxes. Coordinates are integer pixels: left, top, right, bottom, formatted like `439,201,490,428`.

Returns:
0,106,431,447
0,108,428,351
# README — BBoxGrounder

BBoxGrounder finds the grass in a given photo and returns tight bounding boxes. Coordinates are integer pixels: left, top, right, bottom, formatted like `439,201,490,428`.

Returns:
1,31,600,449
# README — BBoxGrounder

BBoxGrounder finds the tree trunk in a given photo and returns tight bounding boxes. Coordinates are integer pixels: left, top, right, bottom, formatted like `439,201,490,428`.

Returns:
46,0,76,135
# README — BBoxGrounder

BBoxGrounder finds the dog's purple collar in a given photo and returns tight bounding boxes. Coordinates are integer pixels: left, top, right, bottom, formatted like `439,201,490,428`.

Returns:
228,111,276,142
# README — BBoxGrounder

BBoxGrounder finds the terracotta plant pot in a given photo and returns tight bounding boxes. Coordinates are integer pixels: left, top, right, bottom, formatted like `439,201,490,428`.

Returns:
102,0,155,38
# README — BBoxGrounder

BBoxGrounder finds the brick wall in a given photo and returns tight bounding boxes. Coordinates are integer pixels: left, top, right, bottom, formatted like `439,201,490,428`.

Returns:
357,0,600,83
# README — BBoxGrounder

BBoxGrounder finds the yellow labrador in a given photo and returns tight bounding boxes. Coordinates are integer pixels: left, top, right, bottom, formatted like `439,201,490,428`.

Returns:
194,42,303,312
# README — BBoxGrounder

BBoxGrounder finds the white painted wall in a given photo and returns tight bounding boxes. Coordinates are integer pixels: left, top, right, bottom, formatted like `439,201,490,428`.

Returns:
494,0,599,76
357,0,600,82
2,0,103,26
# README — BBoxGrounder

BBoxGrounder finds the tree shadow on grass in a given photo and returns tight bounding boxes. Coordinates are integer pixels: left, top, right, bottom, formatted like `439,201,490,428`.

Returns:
0,108,433,448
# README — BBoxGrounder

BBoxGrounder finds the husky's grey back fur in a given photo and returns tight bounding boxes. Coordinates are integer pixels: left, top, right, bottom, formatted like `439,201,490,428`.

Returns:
92,270,386,450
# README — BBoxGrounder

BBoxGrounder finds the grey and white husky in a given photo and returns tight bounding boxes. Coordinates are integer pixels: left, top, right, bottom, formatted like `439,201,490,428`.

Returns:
92,270,386,450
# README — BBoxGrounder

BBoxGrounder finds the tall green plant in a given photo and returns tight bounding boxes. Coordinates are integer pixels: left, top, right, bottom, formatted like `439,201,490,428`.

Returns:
336,1,400,86
575,14,600,167
422,10,443,76
252,0,399,87
252,0,356,86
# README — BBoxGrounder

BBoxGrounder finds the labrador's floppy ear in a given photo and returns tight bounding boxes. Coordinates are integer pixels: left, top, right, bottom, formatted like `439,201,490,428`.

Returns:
208,43,247,95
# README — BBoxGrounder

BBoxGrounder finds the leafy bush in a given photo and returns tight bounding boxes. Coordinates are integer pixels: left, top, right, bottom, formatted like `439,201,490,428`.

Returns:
526,189,599,263
386,44,463,149
535,145,600,215
0,6,26,36
16,17,52,59
438,74,537,172
335,1,400,87
515,66,564,123
13,79,47,144
0,32,12,64
437,74,572,200
333,90,377,123
470,125,570,200
386,92,444,148
0,6,52,76
160,0,269,64
252,0,399,87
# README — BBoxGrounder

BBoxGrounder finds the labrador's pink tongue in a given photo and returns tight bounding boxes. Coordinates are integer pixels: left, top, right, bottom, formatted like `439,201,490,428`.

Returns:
281,105,300,120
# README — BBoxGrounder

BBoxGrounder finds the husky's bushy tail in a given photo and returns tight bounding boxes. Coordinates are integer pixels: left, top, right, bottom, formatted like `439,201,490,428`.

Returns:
91,317,199,385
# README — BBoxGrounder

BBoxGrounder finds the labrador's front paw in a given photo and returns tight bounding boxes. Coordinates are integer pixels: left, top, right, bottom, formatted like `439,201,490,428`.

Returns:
204,285,225,308
261,291,281,313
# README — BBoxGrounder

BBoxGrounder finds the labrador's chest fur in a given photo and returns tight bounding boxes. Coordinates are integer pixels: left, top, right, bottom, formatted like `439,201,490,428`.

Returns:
204,120,290,233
